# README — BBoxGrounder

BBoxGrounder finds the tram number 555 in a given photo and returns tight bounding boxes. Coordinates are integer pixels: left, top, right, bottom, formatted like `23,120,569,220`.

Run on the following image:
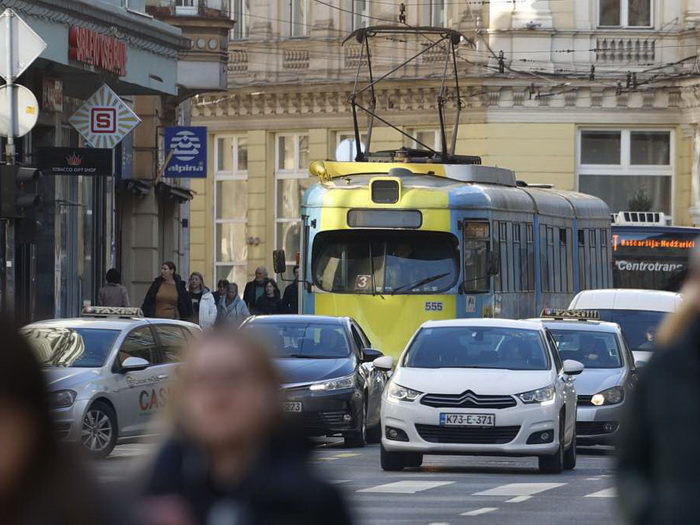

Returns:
425,302,443,312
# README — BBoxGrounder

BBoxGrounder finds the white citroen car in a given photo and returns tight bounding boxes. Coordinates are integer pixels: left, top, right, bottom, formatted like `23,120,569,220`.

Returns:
376,319,584,473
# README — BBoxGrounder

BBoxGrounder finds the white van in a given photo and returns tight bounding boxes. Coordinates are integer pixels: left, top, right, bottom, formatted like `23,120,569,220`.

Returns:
568,289,682,362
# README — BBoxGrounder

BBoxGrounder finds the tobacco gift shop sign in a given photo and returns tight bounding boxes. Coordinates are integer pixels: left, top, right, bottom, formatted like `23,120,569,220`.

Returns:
69,27,128,76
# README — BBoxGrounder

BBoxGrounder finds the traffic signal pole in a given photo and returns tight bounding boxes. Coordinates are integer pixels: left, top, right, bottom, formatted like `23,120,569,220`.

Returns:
4,11,16,314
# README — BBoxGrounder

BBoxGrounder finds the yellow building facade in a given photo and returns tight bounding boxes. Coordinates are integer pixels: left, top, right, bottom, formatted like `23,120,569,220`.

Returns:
189,0,700,287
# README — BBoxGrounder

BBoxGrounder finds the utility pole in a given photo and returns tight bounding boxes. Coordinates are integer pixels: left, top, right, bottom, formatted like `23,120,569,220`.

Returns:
4,10,15,314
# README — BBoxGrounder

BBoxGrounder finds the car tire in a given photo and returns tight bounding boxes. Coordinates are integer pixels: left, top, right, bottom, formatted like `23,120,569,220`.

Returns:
380,443,406,471
563,431,577,470
81,401,117,459
538,418,564,474
344,401,366,448
404,453,423,469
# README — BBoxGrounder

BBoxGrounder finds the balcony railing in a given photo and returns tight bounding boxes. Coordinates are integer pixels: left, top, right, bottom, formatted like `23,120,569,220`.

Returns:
145,0,230,19
595,37,656,64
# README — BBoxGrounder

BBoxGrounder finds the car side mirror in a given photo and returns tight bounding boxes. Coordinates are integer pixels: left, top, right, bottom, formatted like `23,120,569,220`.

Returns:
373,355,394,370
120,356,150,373
486,251,500,276
563,359,584,376
635,360,647,368
362,348,384,363
273,249,287,275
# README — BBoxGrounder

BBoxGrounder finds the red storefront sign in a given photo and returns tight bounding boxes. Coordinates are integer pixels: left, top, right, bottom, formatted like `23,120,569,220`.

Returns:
69,27,128,76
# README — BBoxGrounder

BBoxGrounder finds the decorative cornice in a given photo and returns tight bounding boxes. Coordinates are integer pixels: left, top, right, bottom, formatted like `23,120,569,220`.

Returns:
3,0,187,60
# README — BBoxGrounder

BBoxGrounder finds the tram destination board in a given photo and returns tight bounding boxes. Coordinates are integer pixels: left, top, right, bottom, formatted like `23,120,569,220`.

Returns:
611,227,699,291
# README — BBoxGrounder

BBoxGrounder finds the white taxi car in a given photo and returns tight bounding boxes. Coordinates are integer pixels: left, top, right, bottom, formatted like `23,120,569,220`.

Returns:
21,307,200,457
376,319,584,473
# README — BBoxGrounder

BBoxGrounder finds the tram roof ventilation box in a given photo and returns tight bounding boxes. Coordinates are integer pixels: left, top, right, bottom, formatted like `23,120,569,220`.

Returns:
611,211,670,226
439,165,517,187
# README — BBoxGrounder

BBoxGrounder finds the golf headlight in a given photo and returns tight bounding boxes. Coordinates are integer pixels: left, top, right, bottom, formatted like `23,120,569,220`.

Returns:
591,386,624,406
387,383,422,402
49,390,77,409
309,374,355,392
518,385,555,405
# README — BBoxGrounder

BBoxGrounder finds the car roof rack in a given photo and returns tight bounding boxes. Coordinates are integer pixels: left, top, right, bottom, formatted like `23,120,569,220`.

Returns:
81,306,144,319
539,308,600,321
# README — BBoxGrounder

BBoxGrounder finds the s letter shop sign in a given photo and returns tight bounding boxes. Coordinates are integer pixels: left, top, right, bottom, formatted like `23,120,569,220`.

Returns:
69,27,128,76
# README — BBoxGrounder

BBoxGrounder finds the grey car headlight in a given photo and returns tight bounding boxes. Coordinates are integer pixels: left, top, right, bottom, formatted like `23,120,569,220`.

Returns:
518,385,556,405
49,390,77,409
309,374,355,392
591,386,624,406
387,383,422,402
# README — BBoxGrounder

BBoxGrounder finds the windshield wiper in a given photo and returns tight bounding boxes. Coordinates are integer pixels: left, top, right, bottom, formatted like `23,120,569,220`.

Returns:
392,272,450,295
284,353,318,359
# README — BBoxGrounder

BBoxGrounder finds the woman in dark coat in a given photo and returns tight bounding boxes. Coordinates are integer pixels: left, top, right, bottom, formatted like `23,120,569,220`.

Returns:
140,331,352,525
255,278,284,315
141,261,192,319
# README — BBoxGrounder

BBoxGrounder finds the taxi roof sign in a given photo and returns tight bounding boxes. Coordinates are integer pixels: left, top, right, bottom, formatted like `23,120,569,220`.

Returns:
81,306,144,318
540,308,600,321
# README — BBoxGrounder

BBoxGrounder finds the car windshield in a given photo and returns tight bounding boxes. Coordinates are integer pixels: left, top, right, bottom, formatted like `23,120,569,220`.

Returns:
404,327,549,370
594,309,668,352
244,322,351,359
21,327,120,368
312,230,459,295
549,329,623,369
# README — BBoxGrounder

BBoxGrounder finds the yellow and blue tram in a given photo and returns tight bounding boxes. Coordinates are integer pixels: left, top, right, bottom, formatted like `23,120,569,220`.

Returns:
296,160,612,357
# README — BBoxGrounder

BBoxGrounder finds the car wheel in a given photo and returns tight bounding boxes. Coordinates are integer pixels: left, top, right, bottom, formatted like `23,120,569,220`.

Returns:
344,401,366,448
538,418,564,474
81,401,117,458
563,431,577,470
380,443,406,471
404,453,423,469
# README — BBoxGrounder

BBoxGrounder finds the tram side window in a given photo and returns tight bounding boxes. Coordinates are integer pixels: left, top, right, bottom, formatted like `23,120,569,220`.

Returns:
578,229,587,289
513,224,522,292
463,221,490,293
600,229,610,287
526,224,535,291
565,228,574,292
590,229,599,287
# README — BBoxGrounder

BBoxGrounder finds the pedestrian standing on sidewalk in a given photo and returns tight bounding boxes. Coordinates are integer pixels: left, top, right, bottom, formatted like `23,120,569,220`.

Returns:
187,272,217,329
97,268,130,307
142,262,192,320
617,240,700,524
139,330,353,525
243,266,269,312
212,279,229,306
217,282,250,328
255,279,284,315
282,266,299,314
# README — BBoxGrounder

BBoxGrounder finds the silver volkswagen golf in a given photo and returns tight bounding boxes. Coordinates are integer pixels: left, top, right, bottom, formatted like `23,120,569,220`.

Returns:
21,307,200,457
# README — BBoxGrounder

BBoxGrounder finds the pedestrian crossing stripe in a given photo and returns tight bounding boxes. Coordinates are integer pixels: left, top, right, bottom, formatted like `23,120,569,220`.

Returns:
585,488,616,498
461,508,499,516
358,480,455,494
473,483,566,497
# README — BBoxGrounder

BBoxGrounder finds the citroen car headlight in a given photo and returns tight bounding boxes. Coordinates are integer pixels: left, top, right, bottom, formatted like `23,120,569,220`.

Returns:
387,383,422,402
518,385,555,405
591,386,624,406
49,390,77,409
309,374,355,392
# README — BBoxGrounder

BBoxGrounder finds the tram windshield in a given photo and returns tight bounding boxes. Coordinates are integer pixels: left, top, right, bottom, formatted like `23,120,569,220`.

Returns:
312,230,459,295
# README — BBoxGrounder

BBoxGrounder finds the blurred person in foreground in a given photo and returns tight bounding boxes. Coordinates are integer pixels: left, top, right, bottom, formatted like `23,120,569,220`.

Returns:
0,317,115,524
140,330,352,525
617,242,700,524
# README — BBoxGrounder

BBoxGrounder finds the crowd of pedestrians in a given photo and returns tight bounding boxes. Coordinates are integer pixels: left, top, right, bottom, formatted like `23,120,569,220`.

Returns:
97,262,300,329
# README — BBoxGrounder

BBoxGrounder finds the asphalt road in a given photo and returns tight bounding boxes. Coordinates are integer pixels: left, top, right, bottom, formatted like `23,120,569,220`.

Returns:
96,441,621,525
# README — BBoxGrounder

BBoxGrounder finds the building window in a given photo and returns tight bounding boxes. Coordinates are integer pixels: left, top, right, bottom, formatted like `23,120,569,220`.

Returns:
351,0,369,30
276,134,311,277
230,0,249,40
214,135,248,288
424,0,447,26
599,0,652,28
290,0,309,37
578,129,672,215
408,129,441,151
335,131,367,160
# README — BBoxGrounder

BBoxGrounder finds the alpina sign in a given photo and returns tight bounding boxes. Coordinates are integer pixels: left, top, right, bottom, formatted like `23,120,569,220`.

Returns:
37,147,113,176
69,27,127,76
